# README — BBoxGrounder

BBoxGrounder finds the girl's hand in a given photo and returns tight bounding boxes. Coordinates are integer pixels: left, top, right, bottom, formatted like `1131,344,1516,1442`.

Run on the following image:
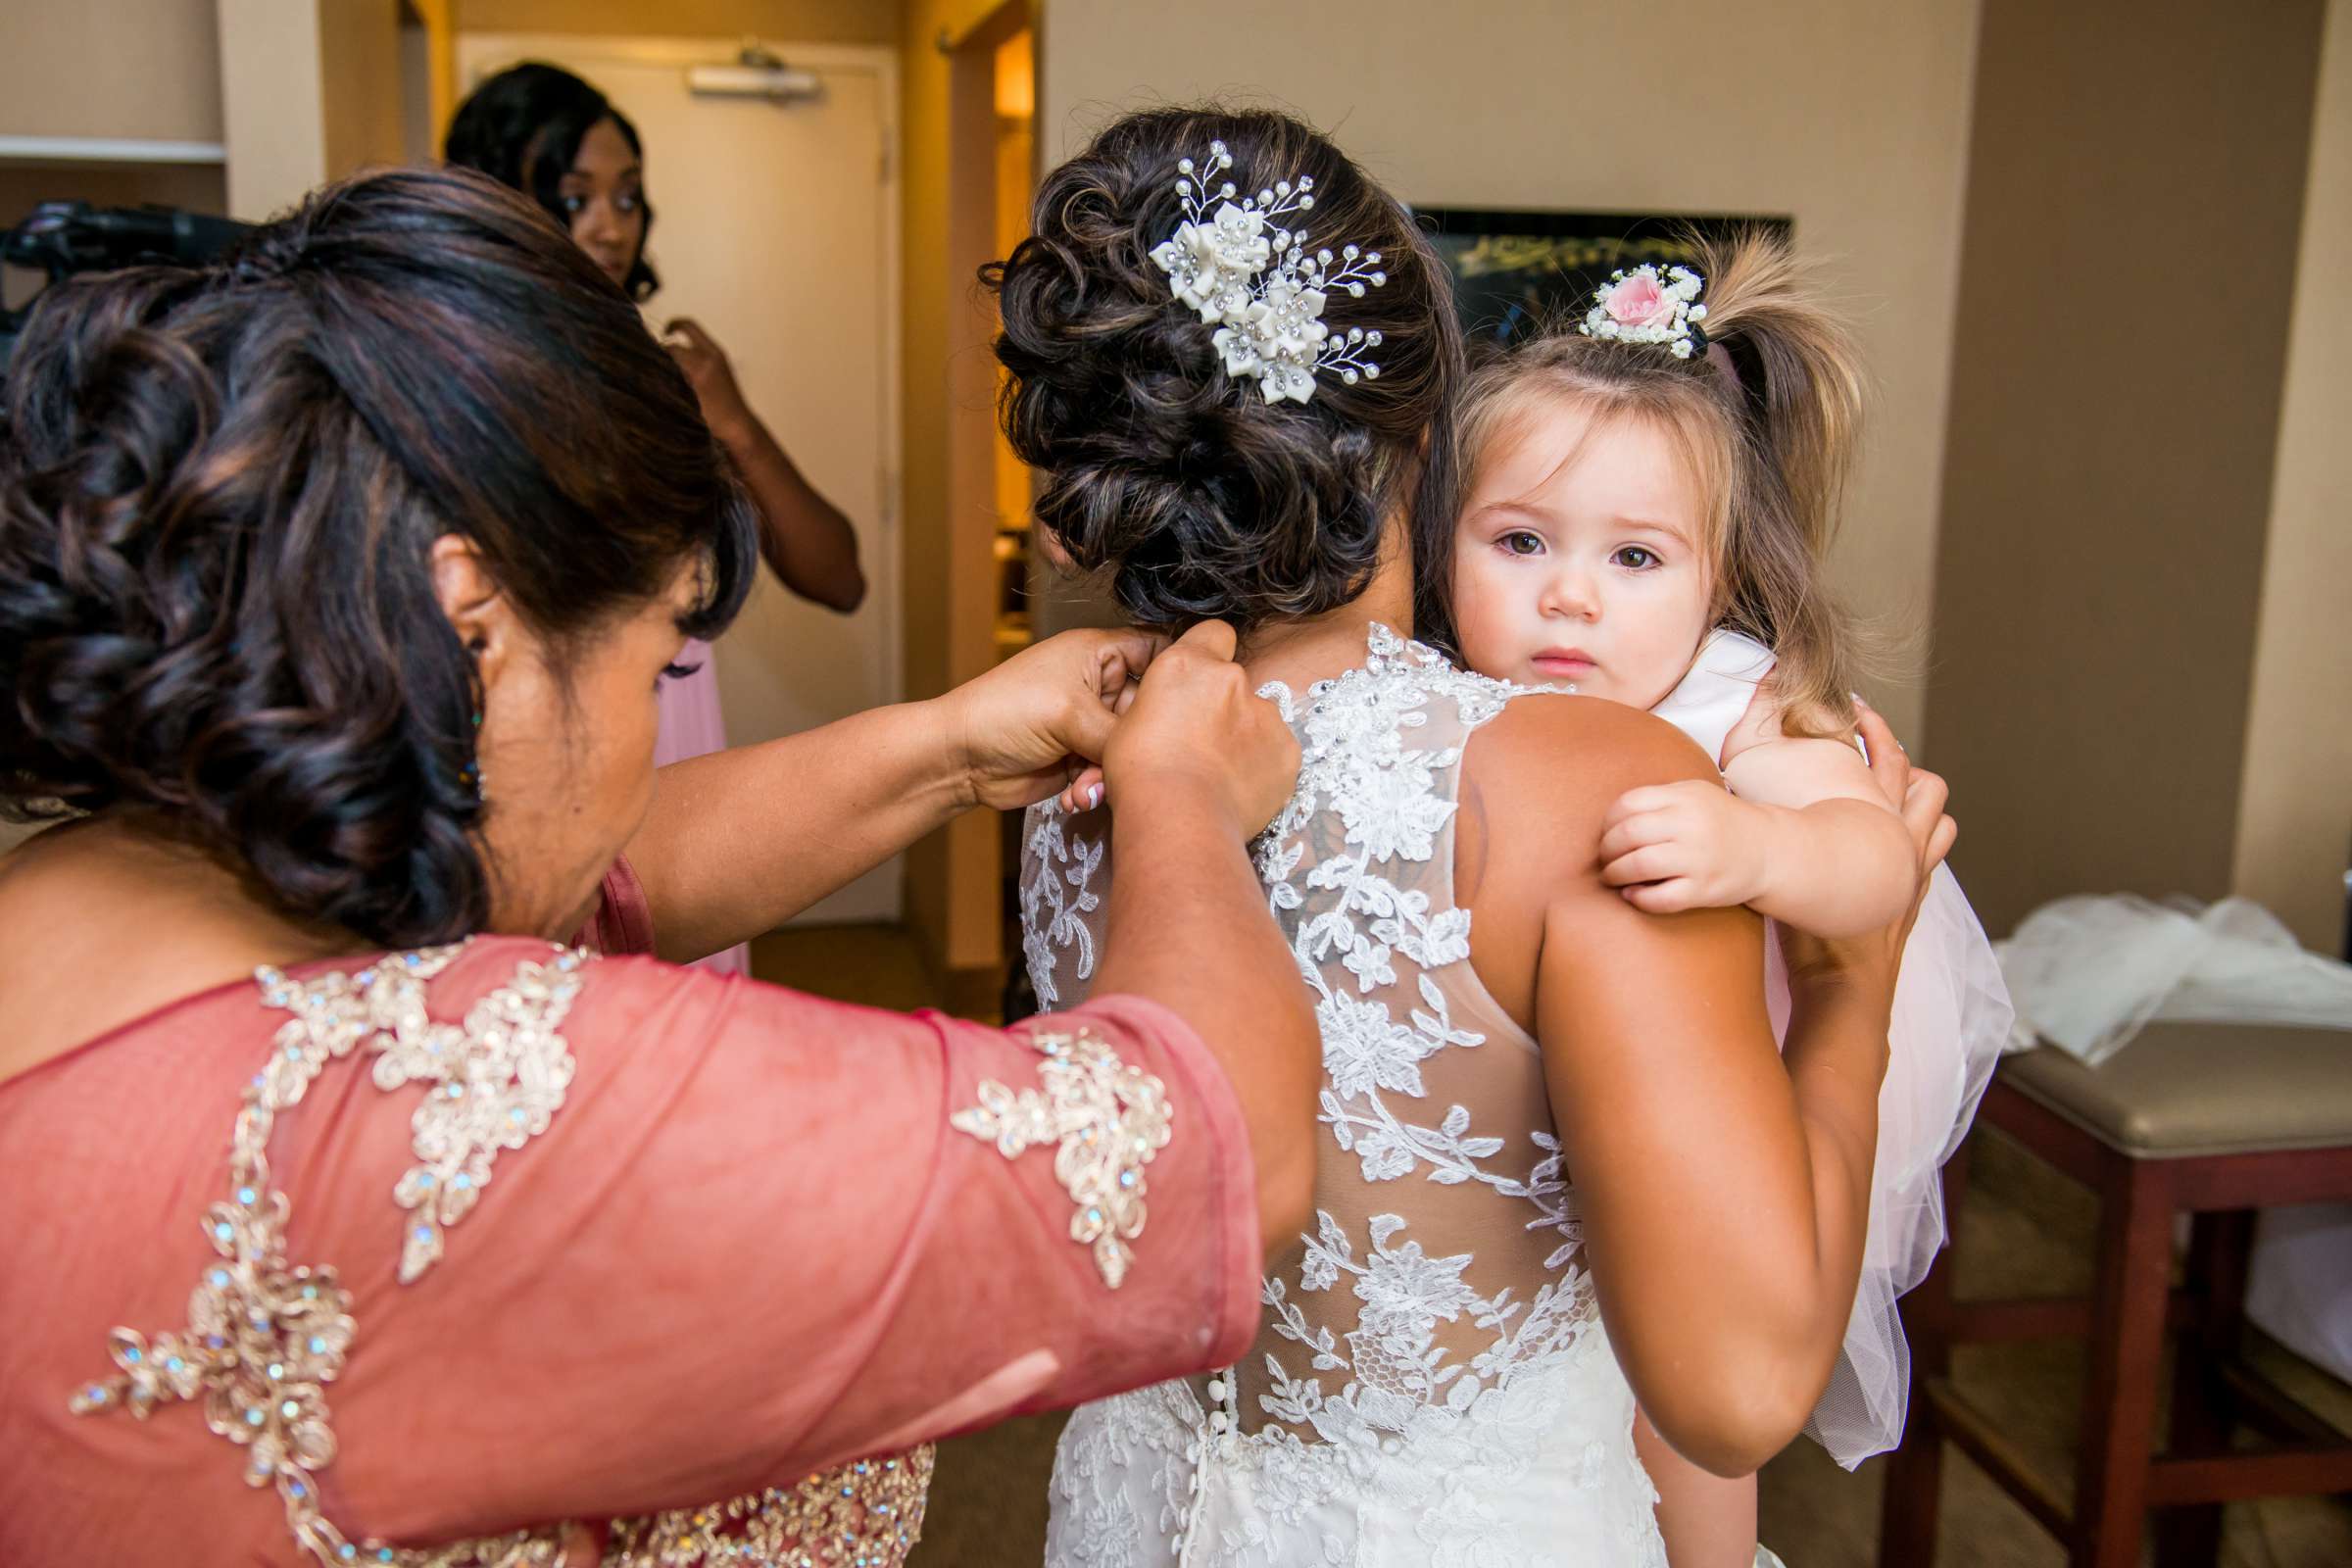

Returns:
937,626,1164,811
662,318,754,439
1778,704,1955,993
1597,780,1776,913
1855,702,1956,912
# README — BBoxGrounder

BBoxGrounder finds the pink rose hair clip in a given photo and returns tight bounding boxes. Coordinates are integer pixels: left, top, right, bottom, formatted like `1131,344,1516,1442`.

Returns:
1578,262,1708,359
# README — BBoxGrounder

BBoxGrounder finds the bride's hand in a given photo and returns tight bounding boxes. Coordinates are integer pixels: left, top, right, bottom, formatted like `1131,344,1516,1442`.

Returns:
1106,620,1300,839
1777,704,1956,995
939,626,1165,811
1055,760,1108,814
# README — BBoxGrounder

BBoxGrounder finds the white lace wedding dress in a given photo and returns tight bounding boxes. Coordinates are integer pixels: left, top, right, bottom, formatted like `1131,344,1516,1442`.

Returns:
1021,626,1667,1567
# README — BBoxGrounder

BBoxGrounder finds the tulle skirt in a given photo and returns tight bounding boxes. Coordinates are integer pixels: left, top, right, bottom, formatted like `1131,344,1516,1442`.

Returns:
1768,865,2011,1466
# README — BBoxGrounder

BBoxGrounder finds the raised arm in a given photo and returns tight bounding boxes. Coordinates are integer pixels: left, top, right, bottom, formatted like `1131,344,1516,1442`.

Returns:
665,318,864,612
1461,696,1917,1476
1087,620,1315,1251
620,626,1160,963
617,619,1316,1248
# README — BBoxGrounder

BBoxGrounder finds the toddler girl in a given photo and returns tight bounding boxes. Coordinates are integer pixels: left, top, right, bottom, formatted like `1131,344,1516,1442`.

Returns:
1439,233,2010,1568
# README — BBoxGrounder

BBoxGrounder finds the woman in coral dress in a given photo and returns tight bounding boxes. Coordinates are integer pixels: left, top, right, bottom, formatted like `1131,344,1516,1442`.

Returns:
0,167,1317,1567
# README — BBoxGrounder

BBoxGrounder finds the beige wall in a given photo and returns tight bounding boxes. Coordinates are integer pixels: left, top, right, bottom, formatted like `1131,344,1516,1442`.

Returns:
217,0,329,217
0,0,224,144
1036,0,1981,743
900,0,956,968
1925,0,2328,937
216,2,421,219
899,0,1027,985
320,0,410,177
455,0,895,44
2233,0,2352,954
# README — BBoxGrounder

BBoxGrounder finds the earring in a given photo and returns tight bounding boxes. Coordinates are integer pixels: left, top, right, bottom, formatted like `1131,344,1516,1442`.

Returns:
461,710,485,798
461,637,487,799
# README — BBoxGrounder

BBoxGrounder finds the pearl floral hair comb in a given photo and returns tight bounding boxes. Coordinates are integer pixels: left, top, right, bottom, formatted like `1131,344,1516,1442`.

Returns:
1148,140,1388,405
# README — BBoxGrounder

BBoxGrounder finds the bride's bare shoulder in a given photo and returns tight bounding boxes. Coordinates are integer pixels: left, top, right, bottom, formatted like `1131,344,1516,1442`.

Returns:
1454,695,1722,1032
1464,692,1719,826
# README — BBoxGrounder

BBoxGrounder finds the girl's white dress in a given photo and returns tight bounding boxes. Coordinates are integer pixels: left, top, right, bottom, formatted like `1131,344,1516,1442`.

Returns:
1654,629,2010,1466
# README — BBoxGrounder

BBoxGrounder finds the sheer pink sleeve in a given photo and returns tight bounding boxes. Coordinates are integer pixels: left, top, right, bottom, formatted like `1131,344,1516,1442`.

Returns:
312,946,1263,1540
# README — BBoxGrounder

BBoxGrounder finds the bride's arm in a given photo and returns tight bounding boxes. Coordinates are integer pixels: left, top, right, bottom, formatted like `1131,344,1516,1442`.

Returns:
1463,697,1910,1477
620,627,1158,963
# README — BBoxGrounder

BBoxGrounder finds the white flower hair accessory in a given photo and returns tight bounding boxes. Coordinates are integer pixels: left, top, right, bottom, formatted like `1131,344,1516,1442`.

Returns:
1148,140,1388,405
1578,263,1709,359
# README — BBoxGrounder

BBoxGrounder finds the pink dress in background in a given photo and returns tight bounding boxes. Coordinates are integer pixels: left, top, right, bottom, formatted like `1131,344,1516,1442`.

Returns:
0,858,1262,1566
656,638,750,977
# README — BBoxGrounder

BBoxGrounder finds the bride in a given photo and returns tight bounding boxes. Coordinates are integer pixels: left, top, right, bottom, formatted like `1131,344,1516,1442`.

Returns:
996,108,1949,1565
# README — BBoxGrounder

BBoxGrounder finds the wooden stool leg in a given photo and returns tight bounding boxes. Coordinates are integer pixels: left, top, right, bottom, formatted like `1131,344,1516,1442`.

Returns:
2153,1207,2256,1568
2072,1155,2173,1568
1878,1135,1974,1567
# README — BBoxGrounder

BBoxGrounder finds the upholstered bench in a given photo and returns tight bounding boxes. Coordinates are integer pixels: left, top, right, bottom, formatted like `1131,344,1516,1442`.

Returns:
1877,1023,2352,1568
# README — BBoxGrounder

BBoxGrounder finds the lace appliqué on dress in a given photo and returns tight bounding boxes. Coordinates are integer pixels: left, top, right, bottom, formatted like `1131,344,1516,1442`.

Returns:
1020,806,1106,1009
69,944,931,1568
1238,627,1592,1433
953,1025,1173,1289
1033,625,1668,1568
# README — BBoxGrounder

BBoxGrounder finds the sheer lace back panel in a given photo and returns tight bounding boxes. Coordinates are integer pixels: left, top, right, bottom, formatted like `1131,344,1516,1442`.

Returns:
1023,627,1601,1448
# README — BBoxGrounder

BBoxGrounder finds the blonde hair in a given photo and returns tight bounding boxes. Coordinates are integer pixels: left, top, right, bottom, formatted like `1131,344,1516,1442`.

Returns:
1436,228,1869,735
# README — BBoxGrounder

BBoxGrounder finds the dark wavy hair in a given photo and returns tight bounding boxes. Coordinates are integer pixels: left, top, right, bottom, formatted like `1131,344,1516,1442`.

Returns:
444,61,660,302
987,106,1465,635
0,166,760,947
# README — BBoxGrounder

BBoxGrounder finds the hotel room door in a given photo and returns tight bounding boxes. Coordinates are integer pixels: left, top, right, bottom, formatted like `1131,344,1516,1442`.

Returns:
457,34,903,924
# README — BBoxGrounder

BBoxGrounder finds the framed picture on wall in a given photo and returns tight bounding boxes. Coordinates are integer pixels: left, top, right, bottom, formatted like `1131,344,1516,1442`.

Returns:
1410,208,1793,351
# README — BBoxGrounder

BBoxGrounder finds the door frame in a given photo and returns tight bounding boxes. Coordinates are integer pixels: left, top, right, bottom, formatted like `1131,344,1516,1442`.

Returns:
456,33,906,727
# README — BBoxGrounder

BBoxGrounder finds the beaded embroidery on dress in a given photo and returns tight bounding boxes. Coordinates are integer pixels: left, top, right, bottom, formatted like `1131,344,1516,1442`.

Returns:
1023,626,1665,1567
67,943,931,1567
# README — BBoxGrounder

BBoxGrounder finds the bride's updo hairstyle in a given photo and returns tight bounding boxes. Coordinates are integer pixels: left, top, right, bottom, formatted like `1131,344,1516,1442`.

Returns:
0,167,760,946
988,107,1464,633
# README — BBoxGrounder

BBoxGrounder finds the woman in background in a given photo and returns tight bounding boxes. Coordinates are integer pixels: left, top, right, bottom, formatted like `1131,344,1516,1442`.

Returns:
448,62,861,973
